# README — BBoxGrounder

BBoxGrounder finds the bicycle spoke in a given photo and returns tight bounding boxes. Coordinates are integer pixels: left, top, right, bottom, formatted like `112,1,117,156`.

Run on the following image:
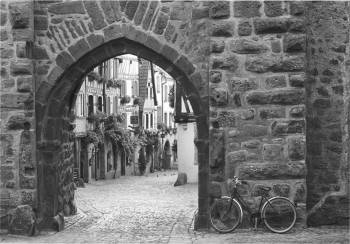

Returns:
262,197,296,233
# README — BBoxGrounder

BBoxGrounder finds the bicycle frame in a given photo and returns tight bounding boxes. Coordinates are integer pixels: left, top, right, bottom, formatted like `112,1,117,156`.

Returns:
230,187,269,217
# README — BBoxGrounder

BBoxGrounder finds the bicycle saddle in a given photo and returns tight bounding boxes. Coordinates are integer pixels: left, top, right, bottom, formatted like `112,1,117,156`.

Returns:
260,186,272,192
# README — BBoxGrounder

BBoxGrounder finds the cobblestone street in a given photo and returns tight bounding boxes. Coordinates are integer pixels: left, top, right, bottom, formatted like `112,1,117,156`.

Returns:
1,171,349,244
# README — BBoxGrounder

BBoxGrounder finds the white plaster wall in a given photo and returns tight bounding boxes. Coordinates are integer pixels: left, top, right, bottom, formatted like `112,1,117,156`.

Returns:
177,122,198,183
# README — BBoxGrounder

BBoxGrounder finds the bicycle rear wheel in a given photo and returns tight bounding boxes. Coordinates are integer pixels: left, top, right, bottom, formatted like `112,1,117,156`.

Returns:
210,196,242,233
261,197,296,233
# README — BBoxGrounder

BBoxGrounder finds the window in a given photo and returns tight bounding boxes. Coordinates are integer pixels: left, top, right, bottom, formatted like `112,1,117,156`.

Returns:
107,151,112,172
88,95,94,115
135,80,139,96
114,96,118,113
150,113,153,128
98,97,103,111
121,80,126,97
164,113,167,126
164,85,168,102
107,97,111,115
82,95,85,116
157,78,160,93
146,114,149,129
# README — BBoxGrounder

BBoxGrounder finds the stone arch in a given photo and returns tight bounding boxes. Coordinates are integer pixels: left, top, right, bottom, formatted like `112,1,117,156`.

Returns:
35,32,209,229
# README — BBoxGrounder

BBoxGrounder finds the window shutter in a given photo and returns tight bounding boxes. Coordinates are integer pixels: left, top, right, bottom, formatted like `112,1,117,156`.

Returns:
122,80,126,96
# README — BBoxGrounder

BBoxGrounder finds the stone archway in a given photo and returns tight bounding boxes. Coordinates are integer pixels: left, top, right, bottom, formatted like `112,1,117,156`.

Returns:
2,0,349,234
35,34,209,230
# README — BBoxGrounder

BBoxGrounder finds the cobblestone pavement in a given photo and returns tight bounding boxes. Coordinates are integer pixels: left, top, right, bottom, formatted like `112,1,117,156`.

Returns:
1,171,349,244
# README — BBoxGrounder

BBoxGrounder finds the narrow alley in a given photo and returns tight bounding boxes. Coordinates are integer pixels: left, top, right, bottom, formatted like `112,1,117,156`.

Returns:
2,171,198,243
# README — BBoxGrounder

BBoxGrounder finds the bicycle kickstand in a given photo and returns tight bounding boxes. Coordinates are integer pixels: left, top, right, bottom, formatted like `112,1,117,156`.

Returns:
254,217,258,231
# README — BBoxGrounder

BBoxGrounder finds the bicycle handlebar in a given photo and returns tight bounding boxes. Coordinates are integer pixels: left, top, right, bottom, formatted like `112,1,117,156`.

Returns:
232,176,248,186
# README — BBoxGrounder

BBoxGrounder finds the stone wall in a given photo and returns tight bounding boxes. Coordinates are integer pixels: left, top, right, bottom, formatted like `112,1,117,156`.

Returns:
0,0,37,234
209,1,307,224
32,0,210,230
305,1,350,226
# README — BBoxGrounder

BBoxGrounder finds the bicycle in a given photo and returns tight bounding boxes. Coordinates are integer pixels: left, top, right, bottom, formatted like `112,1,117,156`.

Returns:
209,176,297,234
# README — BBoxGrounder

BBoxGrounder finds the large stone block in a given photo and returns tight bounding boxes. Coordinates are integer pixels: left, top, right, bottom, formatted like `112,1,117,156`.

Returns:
211,21,234,37
254,18,288,34
68,39,89,60
56,51,75,70
271,120,305,136
48,1,85,14
103,24,122,41
0,48,14,59
289,73,305,87
0,29,8,41
210,40,225,53
215,111,235,127
209,1,230,19
241,139,261,149
32,46,49,60
234,1,261,17
2,78,15,90
264,1,283,17
230,38,269,54
227,150,247,164
100,0,121,24
1,93,32,109
289,106,305,118
7,115,30,130
34,15,48,30
142,1,158,30
283,34,305,53
9,2,32,29
294,182,306,202
259,107,285,120
124,1,139,20
1,11,7,26
245,56,275,73
241,124,268,137
133,1,148,25
264,75,287,89
246,89,305,106
239,161,306,180
210,86,228,106
262,144,283,161
10,61,32,76
229,78,258,92
192,7,209,20
272,184,290,197
83,1,107,30
287,136,305,160
237,20,252,36
210,71,222,83
271,56,304,72
289,2,305,16
1,166,14,182
19,175,36,189
211,55,239,71
153,12,169,35
8,205,37,235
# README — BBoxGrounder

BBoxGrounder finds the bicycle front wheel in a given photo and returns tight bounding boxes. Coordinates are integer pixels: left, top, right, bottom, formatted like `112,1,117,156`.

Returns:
210,197,243,233
261,197,296,233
